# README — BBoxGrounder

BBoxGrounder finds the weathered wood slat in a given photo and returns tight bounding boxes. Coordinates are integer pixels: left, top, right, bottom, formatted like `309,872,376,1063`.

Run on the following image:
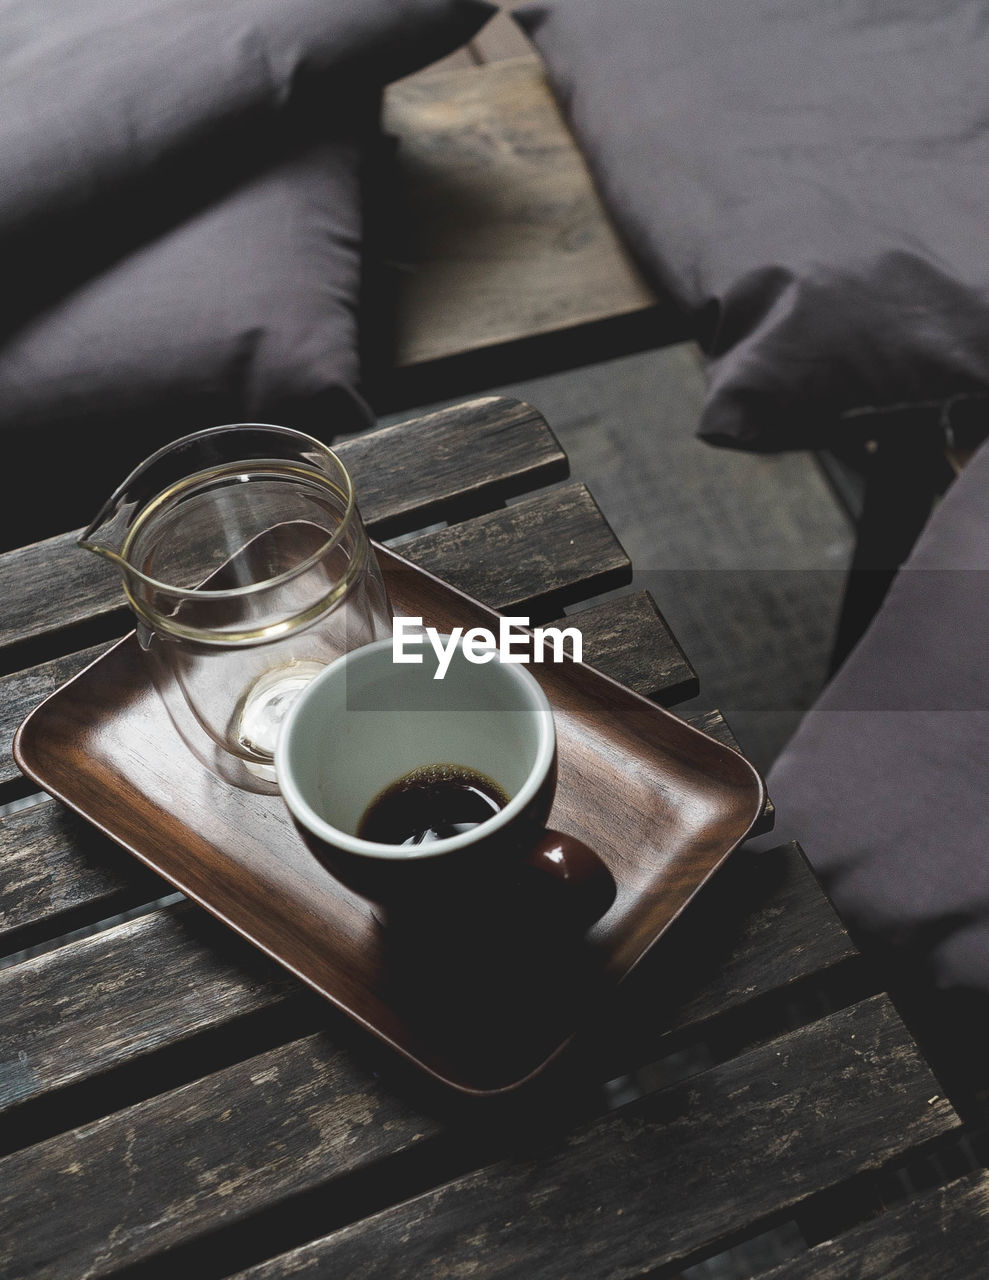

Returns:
468,9,533,65
0,797,167,950
229,997,957,1280
562,591,697,704
0,643,113,794
398,482,630,616
0,841,856,1125
339,396,568,539
0,901,298,1119
760,1172,989,1279
661,840,854,1030
0,486,625,788
0,1032,436,1280
0,996,955,1280
382,58,661,373
585,841,859,1080
0,397,568,660
0,593,695,943
0,539,120,666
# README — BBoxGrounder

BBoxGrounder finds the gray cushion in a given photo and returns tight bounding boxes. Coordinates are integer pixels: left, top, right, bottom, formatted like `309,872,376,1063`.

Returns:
2,0,495,321
0,0,495,542
516,0,989,450
0,136,376,543
755,437,989,1002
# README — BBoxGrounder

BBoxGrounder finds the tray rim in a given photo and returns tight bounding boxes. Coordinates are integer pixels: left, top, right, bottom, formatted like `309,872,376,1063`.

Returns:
12,542,767,1095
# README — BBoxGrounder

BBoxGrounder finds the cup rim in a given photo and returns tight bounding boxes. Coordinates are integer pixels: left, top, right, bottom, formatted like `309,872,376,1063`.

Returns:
275,637,556,861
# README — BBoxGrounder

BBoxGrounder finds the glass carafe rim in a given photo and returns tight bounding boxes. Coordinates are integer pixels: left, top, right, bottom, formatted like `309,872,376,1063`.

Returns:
77,422,359,603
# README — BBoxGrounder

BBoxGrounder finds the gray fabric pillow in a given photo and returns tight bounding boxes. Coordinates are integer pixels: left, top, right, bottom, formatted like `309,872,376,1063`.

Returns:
516,0,989,450
0,0,495,543
0,136,377,544
752,437,989,1004
2,0,495,325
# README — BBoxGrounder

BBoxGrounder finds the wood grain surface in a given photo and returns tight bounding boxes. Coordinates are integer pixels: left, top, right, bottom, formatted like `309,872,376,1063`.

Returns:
0,398,568,659
0,900,299,1117
760,1172,989,1279
0,996,959,1280
0,644,114,795
561,590,696,704
395,482,631,615
2,392,964,1278
686,707,775,832
0,795,167,949
0,1032,434,1280
0,594,697,951
227,997,957,1280
588,840,860,1079
1,838,852,1135
383,58,659,370
11,545,763,1096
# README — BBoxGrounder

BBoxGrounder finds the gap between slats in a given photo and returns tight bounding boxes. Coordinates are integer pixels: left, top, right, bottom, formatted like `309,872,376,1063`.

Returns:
211,997,959,1280
0,485,629,806
0,694,738,969
0,995,953,1280
0,841,867,1163
0,588,698,957
0,396,569,670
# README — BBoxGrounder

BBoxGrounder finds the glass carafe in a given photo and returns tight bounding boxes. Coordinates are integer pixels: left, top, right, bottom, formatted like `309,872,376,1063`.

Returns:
79,423,392,792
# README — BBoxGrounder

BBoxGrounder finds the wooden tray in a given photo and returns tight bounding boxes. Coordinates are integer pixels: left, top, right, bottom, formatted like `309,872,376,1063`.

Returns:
13,544,765,1095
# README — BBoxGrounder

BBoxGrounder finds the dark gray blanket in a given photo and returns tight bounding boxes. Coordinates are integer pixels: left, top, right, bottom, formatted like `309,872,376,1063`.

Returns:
0,0,495,542
517,0,989,450
754,438,989,1078
2,0,493,322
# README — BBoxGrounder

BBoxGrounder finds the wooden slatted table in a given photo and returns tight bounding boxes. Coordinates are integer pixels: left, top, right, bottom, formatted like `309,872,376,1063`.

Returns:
0,396,981,1279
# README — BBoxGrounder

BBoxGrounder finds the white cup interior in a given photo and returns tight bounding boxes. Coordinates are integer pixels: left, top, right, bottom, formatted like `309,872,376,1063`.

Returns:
276,637,555,858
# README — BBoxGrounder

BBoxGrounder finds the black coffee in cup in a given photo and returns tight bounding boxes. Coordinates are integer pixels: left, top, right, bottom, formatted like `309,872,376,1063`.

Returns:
357,763,509,847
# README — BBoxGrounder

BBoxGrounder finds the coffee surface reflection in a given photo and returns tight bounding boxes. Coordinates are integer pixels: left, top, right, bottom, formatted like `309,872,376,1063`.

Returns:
357,763,509,846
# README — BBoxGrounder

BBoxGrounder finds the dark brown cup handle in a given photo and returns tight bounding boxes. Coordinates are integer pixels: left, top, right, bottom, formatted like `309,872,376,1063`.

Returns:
524,830,616,928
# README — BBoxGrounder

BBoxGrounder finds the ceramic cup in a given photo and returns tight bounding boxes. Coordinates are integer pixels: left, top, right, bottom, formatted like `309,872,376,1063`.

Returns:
275,636,615,930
